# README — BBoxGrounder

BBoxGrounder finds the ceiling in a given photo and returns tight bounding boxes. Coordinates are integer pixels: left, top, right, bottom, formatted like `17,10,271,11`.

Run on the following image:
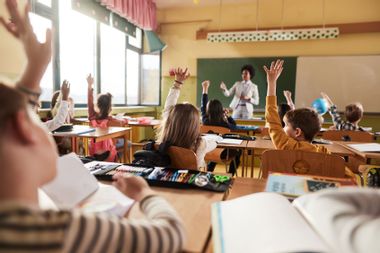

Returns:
155,0,254,9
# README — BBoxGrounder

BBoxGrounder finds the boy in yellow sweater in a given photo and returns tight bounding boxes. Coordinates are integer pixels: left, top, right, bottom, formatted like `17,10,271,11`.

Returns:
264,60,328,153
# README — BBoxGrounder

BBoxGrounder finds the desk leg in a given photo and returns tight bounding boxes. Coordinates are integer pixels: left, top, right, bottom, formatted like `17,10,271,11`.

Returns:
124,131,131,163
250,149,255,178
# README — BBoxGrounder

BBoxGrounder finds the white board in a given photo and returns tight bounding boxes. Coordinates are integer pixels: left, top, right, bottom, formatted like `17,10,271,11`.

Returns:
295,56,380,113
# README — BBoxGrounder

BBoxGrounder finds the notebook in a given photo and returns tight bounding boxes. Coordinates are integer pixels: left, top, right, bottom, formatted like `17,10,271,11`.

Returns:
212,192,331,253
347,143,380,152
40,153,134,216
217,138,243,145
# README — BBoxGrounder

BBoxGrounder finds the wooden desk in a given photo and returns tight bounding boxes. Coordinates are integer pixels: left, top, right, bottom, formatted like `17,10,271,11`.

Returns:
336,142,380,162
216,140,249,177
53,126,131,163
228,177,266,200
128,187,225,253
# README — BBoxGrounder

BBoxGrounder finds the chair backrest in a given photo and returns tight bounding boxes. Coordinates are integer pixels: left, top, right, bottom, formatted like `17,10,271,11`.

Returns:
260,150,346,178
167,146,198,170
322,130,374,142
200,125,230,134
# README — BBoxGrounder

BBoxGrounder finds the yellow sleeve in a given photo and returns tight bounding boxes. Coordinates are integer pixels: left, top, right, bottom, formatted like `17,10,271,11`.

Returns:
265,96,299,150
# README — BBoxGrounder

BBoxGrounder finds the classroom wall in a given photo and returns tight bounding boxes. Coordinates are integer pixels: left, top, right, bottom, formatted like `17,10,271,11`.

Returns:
157,0,380,107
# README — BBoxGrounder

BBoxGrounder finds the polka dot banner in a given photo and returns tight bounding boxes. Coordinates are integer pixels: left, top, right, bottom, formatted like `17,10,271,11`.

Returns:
207,27,339,42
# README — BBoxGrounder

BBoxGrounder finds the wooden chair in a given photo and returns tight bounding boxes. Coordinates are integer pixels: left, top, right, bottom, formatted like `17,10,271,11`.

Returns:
200,125,239,173
260,150,346,178
167,146,198,170
322,130,374,142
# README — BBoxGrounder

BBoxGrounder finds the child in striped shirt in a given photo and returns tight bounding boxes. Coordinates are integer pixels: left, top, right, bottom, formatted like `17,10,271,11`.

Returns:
0,1,185,252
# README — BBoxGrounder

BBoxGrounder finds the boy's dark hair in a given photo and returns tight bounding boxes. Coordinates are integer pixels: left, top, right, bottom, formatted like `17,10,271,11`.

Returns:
241,64,255,78
278,103,291,127
207,99,225,125
97,93,112,120
285,108,321,142
345,103,363,123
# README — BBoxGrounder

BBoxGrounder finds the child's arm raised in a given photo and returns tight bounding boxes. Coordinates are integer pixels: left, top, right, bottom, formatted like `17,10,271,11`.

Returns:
320,92,344,129
44,81,70,131
284,90,295,110
0,0,52,107
201,80,210,123
87,74,96,120
162,68,190,119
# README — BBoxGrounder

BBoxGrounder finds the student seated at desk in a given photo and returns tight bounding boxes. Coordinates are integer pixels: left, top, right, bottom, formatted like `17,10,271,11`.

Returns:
86,74,128,161
158,68,217,169
264,59,328,153
201,80,241,174
0,2,185,251
43,80,71,132
321,92,365,131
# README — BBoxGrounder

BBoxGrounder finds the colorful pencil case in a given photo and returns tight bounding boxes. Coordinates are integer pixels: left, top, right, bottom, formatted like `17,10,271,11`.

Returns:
88,163,232,192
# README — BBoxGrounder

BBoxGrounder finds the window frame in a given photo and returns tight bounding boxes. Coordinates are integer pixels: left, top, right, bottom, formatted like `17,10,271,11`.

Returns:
30,1,161,108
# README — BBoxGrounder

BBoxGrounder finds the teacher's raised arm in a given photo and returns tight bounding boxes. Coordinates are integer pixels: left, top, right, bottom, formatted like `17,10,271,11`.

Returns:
220,64,259,119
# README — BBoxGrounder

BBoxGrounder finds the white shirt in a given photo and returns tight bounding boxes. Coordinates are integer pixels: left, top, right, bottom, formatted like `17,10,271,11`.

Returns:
44,100,69,132
223,80,259,114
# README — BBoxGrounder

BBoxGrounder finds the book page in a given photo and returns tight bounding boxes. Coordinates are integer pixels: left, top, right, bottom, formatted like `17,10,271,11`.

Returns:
212,192,330,253
348,143,380,152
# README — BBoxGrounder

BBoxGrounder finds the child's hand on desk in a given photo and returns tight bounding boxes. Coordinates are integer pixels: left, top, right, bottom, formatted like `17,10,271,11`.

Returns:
1,0,52,93
113,174,155,202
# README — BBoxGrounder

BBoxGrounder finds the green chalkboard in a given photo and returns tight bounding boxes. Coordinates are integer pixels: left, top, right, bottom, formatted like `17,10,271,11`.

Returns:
197,57,297,111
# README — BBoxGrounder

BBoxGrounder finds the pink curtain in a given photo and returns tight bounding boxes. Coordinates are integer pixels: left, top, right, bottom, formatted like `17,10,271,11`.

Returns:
100,0,157,31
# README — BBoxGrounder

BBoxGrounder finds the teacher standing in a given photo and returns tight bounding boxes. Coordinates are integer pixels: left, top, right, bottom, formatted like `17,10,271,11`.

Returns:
220,64,259,119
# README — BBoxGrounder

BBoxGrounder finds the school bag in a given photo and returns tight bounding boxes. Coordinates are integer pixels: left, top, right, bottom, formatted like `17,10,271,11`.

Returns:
133,141,171,167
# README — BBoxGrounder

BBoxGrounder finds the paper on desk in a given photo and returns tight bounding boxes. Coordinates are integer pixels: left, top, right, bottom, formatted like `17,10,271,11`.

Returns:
217,138,243,145
347,143,380,152
202,134,223,143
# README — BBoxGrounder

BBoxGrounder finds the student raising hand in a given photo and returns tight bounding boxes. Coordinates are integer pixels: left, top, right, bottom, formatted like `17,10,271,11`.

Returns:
61,80,70,101
264,59,284,96
86,73,94,89
0,0,52,95
320,92,334,108
202,80,210,94
173,67,190,88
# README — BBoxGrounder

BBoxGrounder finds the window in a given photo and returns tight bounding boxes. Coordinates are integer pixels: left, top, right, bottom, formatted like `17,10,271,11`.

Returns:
100,24,126,104
30,1,161,107
29,12,53,101
128,28,142,49
141,53,160,105
126,49,140,105
59,0,97,104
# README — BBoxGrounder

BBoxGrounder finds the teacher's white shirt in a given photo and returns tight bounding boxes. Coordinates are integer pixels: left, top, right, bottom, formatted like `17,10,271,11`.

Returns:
223,80,259,114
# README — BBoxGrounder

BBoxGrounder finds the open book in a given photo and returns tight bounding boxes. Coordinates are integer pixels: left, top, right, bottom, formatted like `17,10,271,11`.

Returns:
212,192,331,253
39,153,134,217
347,143,380,152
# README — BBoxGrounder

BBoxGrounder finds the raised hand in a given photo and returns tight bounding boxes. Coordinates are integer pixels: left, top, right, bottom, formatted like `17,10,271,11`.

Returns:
1,0,52,92
202,80,210,93
61,80,70,101
264,59,284,96
174,67,190,83
283,90,292,99
220,82,227,91
263,59,284,84
320,92,333,107
86,74,94,90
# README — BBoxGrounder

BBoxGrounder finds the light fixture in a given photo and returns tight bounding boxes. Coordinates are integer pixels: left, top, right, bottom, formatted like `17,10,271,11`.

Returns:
207,27,339,42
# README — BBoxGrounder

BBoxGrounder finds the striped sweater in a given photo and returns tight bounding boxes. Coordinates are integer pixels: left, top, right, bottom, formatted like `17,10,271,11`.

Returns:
0,195,185,253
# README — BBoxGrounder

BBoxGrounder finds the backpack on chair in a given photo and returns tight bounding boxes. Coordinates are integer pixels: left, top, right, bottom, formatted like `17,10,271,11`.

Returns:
132,141,171,167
